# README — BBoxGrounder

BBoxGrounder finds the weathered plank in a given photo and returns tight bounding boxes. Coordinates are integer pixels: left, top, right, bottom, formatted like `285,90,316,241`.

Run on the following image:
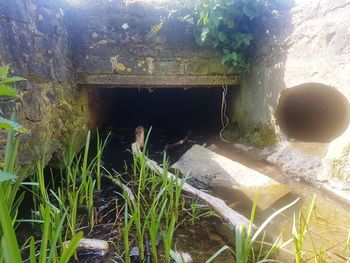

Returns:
76,74,239,87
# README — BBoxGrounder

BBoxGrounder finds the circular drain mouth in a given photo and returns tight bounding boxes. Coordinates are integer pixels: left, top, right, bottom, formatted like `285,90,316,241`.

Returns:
276,83,350,142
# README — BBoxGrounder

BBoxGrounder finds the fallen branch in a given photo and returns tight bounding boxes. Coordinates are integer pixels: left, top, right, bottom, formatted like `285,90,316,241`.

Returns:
162,130,191,154
103,173,135,202
132,127,251,229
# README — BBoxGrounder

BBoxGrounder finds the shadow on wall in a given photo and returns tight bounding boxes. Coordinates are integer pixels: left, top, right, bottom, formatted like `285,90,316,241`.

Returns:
276,83,350,142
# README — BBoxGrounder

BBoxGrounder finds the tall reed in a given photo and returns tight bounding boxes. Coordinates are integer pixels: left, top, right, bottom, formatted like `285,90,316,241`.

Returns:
121,130,185,262
292,194,316,263
206,193,299,263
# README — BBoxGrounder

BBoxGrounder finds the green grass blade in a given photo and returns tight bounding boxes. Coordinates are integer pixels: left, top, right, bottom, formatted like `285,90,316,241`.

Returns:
0,171,16,182
39,205,50,263
205,245,234,263
47,212,68,263
58,231,83,263
29,236,37,263
251,198,300,243
0,185,22,263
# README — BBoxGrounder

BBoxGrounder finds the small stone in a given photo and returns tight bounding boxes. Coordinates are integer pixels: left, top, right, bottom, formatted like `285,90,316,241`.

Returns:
130,246,139,257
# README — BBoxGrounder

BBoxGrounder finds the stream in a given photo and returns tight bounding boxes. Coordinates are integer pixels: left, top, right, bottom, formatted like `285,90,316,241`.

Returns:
79,126,350,262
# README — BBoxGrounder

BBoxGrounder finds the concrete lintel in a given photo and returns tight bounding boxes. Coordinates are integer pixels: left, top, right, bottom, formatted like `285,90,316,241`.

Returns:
76,74,239,87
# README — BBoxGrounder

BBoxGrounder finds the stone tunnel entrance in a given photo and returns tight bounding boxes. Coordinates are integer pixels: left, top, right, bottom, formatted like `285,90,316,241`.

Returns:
276,83,350,142
84,87,230,142
83,86,235,165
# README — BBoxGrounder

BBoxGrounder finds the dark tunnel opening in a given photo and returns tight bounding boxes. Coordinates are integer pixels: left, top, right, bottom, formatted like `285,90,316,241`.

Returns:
86,87,228,141
85,87,229,165
276,83,350,142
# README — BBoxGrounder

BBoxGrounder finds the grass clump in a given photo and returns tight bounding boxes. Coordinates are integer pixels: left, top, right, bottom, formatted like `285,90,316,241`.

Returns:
206,193,299,263
120,130,185,263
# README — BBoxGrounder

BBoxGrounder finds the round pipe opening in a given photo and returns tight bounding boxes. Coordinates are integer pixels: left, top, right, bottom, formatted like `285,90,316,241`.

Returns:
276,83,350,142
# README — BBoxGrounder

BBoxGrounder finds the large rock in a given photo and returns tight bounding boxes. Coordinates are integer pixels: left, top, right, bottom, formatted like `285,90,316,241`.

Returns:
172,145,291,210
0,0,88,165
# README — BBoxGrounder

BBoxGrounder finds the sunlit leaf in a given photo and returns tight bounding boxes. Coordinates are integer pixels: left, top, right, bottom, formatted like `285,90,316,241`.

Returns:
0,116,27,132
1,76,26,83
0,171,16,182
0,84,16,97
0,65,9,77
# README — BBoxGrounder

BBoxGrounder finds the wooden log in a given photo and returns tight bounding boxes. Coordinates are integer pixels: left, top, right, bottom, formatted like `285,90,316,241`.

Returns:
131,129,251,229
63,238,109,256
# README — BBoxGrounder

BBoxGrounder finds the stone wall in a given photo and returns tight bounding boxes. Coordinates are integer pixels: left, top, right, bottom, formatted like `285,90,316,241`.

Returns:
68,0,231,83
0,0,88,164
231,0,350,180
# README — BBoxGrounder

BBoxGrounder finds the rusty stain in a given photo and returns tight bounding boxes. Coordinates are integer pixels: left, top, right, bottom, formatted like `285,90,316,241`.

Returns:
116,63,126,71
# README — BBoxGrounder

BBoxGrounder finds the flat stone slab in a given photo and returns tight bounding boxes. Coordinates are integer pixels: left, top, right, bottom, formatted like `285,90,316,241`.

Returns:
172,145,291,210
76,74,239,87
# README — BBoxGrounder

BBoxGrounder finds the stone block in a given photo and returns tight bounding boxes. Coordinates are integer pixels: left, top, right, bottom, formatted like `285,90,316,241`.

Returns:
185,60,210,75
154,60,182,75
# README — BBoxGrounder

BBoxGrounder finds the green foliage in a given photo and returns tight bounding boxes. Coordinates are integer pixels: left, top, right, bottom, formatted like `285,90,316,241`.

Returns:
0,67,26,263
292,194,316,263
121,129,185,263
224,124,277,146
0,66,26,133
182,0,279,73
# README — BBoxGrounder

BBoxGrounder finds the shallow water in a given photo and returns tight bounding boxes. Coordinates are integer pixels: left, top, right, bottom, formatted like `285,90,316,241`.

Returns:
213,143,350,262
80,127,350,262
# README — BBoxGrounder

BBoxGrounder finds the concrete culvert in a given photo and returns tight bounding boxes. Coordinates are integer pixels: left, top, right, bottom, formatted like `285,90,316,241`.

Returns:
276,83,350,142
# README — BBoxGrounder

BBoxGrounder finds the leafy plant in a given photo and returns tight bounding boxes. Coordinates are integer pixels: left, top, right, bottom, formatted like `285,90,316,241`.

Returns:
180,0,281,73
0,65,26,132
0,66,26,263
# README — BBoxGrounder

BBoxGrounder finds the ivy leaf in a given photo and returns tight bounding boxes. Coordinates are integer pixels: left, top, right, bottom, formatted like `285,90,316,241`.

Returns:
0,84,16,97
0,66,9,78
241,33,253,45
1,77,25,83
0,171,16,183
201,26,209,42
221,52,238,64
0,116,27,133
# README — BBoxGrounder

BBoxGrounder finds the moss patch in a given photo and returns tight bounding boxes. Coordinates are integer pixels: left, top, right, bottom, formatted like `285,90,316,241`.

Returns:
223,124,277,147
